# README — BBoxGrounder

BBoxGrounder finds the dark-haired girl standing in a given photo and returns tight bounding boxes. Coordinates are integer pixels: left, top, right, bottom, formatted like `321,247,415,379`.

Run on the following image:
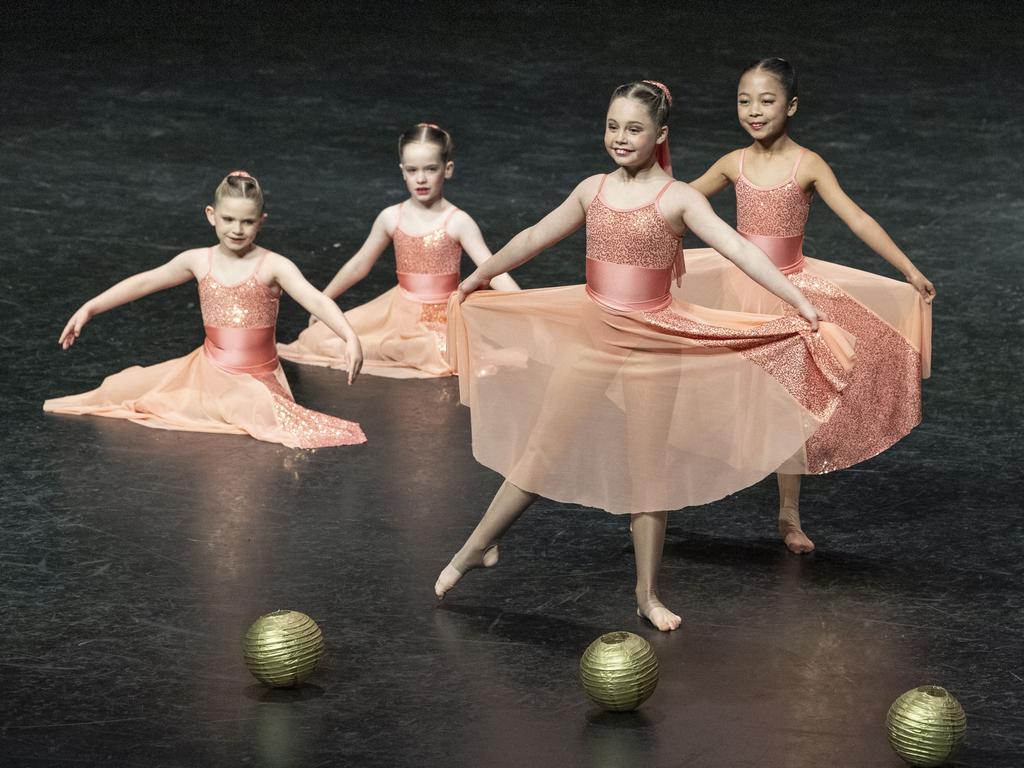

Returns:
684,59,934,554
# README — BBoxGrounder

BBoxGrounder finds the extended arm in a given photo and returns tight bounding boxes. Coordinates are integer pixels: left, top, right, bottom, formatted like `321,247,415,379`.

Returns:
321,211,393,300
458,177,596,299
450,212,519,291
807,154,935,303
270,256,364,383
58,250,199,349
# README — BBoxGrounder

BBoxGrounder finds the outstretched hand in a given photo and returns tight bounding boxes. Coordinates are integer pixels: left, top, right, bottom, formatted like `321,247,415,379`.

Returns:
907,271,936,304
345,336,363,385
58,307,92,349
456,271,490,303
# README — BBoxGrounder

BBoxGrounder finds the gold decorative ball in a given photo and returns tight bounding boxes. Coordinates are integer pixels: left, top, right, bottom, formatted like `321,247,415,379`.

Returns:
243,610,325,688
579,631,659,712
887,685,967,767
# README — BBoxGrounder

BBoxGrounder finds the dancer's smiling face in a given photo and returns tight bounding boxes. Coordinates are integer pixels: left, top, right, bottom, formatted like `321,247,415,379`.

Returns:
205,197,265,255
399,141,453,205
737,68,798,141
605,97,666,169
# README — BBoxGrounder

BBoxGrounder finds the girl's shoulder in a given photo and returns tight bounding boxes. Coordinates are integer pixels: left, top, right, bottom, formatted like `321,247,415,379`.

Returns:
253,249,294,290
791,147,831,187
578,173,606,193
258,247,286,263
442,205,476,232
575,173,609,208
718,148,745,178
173,247,213,276
658,178,705,212
379,203,404,234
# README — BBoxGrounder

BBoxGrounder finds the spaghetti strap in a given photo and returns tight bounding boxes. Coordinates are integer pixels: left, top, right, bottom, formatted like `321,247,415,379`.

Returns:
738,148,747,175
251,249,269,277
442,206,460,227
790,148,809,180
394,201,405,230
587,174,610,211
654,179,676,202
200,247,216,280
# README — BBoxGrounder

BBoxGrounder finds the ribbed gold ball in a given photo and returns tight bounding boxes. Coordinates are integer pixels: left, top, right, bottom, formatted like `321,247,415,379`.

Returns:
886,685,967,767
243,610,325,688
579,631,659,712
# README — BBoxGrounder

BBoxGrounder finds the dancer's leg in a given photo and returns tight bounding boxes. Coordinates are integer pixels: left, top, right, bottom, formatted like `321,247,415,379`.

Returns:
777,473,814,553
434,480,538,598
632,510,681,631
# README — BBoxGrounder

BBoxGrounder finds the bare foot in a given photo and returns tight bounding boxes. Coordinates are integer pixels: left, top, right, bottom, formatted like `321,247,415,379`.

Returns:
779,507,814,554
783,529,815,553
434,545,499,599
636,598,682,632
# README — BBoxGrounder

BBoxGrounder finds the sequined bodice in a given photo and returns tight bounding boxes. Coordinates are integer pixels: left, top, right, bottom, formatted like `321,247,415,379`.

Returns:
735,151,811,238
586,184,681,270
199,266,279,328
393,221,462,275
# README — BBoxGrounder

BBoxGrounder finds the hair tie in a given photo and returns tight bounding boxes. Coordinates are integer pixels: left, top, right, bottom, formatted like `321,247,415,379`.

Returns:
228,170,252,178
642,80,673,106
418,122,441,130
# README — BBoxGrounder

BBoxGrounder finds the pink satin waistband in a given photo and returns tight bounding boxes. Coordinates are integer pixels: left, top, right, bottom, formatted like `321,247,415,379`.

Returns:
741,232,805,275
397,272,459,303
203,325,279,374
585,257,673,312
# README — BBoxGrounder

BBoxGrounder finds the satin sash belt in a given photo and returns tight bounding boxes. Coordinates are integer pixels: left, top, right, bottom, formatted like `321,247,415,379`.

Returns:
397,272,460,303
203,325,279,375
585,257,673,312
740,232,805,275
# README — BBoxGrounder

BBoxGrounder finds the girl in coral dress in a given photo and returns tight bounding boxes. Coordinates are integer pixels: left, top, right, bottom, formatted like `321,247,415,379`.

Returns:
44,172,366,449
435,81,857,631
680,58,934,553
278,123,518,378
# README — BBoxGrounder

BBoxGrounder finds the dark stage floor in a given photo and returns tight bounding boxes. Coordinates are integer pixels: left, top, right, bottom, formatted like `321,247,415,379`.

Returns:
2,2,1022,767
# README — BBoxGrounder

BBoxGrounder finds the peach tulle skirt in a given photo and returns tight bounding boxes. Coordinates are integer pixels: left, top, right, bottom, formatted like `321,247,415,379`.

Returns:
278,286,451,379
676,249,931,473
43,347,366,449
447,285,856,515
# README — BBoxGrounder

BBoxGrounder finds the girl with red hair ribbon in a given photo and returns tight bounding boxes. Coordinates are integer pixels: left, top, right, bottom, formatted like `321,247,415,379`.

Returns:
435,81,855,631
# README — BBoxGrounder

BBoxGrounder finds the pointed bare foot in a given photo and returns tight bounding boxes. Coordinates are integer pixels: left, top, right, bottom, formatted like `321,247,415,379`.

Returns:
779,507,815,554
636,598,682,632
783,528,815,554
434,545,499,599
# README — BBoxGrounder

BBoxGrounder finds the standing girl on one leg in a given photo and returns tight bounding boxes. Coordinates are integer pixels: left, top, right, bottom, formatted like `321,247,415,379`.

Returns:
45,171,367,449
436,80,857,631
278,123,518,378
682,58,934,553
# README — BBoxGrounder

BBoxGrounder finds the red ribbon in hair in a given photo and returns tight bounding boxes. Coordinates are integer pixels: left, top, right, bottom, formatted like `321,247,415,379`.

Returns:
642,79,677,279
642,79,673,105
640,80,673,175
